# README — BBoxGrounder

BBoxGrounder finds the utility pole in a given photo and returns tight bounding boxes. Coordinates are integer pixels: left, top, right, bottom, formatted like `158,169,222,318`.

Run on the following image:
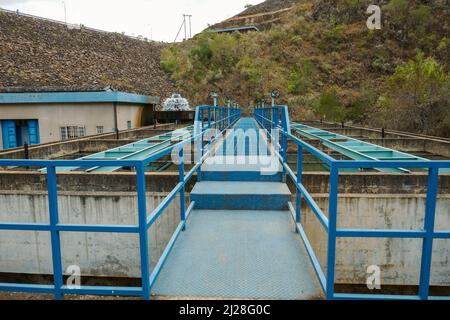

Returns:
183,14,187,40
62,1,67,25
175,14,192,42
183,14,192,40
188,14,192,38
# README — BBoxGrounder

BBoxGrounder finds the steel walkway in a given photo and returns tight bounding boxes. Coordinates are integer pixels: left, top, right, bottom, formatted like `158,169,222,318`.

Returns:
152,118,323,299
0,106,449,300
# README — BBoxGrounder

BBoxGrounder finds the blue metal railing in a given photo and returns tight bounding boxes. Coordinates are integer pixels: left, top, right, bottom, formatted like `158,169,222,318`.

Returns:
255,106,450,300
0,105,240,300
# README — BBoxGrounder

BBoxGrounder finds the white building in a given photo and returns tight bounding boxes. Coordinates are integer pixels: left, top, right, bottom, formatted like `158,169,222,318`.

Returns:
0,87,159,150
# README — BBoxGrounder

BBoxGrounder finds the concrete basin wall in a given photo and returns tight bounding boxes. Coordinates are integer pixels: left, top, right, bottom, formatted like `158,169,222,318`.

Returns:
299,194,450,286
0,191,184,278
0,172,448,287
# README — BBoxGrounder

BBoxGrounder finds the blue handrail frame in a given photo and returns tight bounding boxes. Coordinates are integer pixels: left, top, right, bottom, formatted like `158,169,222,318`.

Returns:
0,105,240,300
255,106,450,300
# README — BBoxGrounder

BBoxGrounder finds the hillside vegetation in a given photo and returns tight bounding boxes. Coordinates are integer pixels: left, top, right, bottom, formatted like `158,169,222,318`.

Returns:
161,0,450,137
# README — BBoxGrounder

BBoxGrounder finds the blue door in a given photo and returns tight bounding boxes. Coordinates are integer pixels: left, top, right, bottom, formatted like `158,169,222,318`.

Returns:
1,120,18,149
27,120,40,145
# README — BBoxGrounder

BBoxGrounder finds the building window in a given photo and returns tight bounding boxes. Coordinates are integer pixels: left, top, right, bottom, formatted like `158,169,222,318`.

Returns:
127,121,132,129
60,126,86,140
76,126,86,137
60,127,67,140
96,126,104,134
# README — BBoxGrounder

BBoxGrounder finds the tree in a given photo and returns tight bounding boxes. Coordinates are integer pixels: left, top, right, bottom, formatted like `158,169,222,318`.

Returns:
287,61,313,95
376,52,450,136
313,88,347,123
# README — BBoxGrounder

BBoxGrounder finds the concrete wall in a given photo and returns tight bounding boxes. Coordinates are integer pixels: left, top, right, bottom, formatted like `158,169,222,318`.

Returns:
0,171,448,287
0,102,147,148
0,126,176,160
300,194,450,286
116,103,145,130
0,191,184,278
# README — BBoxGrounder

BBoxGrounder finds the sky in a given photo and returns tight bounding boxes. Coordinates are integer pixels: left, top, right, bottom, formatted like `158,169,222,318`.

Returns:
0,0,265,42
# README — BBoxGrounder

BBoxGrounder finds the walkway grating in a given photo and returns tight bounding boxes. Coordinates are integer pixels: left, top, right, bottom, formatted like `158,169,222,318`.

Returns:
151,210,324,300
152,118,324,300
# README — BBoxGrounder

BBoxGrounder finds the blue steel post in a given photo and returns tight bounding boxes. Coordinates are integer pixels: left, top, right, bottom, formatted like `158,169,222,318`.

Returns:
47,166,64,300
207,108,212,147
201,109,205,157
179,148,186,231
195,107,202,183
281,108,288,182
265,108,268,129
270,108,273,130
262,109,266,135
296,146,303,224
257,128,260,156
225,108,227,129
214,107,217,133
219,107,222,130
226,108,228,129
419,167,439,300
326,165,339,300
136,164,151,300
273,107,279,130
196,138,202,183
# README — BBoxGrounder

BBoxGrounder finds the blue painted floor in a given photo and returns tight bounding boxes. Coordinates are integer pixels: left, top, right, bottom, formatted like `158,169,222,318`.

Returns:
151,210,324,300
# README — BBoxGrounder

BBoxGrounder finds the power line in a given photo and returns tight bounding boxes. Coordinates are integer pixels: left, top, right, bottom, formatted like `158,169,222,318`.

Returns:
174,18,185,42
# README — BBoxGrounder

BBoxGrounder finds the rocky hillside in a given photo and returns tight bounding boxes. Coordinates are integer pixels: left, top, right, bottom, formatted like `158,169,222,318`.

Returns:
209,0,302,31
162,0,450,137
0,10,176,101
235,0,301,16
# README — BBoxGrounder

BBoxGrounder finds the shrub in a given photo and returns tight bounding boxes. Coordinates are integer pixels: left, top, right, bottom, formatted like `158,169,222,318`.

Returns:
160,47,180,74
287,61,313,95
320,24,345,52
375,52,450,135
411,5,432,36
313,88,347,123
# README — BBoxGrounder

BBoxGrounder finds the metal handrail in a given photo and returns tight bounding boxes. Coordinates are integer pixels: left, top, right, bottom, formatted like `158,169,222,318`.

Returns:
0,105,240,300
255,106,450,301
